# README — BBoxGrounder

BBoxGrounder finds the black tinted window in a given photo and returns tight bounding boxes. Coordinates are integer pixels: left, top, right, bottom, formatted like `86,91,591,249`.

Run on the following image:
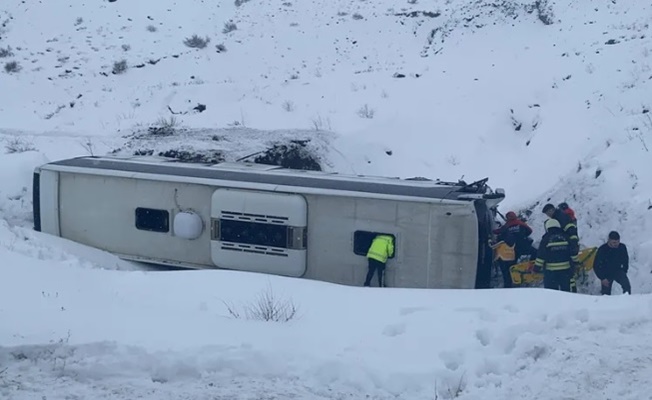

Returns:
220,219,288,248
135,208,169,233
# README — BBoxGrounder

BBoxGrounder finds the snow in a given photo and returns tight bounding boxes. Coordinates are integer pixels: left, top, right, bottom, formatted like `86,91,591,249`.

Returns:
1,0,652,398
2,255,652,399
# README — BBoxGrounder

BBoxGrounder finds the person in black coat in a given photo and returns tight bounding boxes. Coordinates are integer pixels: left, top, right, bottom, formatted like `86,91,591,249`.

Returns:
593,231,631,295
534,219,575,292
493,211,536,260
542,203,582,292
542,203,579,259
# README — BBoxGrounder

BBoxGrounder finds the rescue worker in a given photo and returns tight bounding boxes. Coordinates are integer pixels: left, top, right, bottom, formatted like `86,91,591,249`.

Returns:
543,203,581,292
533,219,575,292
493,211,535,260
492,235,516,288
542,203,579,260
593,231,631,295
558,202,577,223
364,234,395,287
558,202,578,236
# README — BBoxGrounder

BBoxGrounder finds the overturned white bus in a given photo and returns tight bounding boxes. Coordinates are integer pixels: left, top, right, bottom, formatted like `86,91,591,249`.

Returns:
32,155,505,289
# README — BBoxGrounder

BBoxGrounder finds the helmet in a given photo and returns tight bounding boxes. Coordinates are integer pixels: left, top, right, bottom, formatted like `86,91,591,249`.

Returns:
542,203,555,214
506,211,517,220
558,202,569,210
544,218,561,231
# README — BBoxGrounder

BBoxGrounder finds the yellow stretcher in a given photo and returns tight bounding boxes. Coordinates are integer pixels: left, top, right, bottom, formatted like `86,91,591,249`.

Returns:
508,246,598,287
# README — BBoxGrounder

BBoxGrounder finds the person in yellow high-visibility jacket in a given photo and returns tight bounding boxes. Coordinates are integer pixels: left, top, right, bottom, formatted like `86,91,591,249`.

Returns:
364,234,395,287
492,239,516,288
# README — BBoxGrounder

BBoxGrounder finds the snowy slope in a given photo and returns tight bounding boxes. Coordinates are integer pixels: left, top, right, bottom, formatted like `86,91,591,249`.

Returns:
1,0,650,285
2,248,652,400
1,0,652,398
1,1,650,205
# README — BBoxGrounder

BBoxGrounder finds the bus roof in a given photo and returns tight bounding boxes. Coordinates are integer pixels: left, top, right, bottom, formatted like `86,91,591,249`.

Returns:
45,156,504,202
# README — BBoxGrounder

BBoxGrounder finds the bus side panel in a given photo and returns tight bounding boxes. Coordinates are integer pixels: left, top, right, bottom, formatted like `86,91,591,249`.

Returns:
57,172,214,267
38,170,60,236
301,194,476,289
301,195,431,288
429,203,479,289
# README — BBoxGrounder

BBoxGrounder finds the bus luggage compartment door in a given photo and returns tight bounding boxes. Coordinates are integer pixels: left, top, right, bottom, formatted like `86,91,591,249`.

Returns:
210,188,308,277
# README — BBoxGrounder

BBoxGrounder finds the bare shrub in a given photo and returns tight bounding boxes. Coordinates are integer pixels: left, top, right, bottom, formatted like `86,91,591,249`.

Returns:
352,13,364,20
79,137,96,156
4,61,21,73
357,104,375,119
121,44,131,52
634,113,652,152
215,43,227,53
337,11,348,16
223,21,238,34
534,0,554,25
5,137,36,154
149,116,179,136
112,59,128,74
0,46,14,58
146,24,158,32
448,373,466,398
5,330,73,378
310,114,332,131
434,373,466,399
282,100,295,112
408,0,418,4
74,17,83,26
223,285,299,323
49,330,73,376
234,0,250,6
183,34,210,49
447,155,460,166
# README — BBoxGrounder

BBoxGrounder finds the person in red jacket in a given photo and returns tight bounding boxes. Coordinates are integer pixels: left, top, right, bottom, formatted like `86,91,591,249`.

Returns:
493,211,535,260
558,202,577,225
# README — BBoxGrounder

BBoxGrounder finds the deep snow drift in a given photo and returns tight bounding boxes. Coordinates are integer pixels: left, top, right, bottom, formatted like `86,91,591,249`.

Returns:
1,0,652,398
2,247,652,400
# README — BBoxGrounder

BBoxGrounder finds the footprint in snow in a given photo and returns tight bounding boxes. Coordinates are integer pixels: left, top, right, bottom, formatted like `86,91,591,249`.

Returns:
475,328,492,346
574,308,590,323
439,349,465,371
454,307,497,322
382,322,406,337
503,304,519,313
399,306,429,316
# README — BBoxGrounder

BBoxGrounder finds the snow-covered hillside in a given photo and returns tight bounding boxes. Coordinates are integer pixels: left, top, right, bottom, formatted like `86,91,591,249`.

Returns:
1,0,652,398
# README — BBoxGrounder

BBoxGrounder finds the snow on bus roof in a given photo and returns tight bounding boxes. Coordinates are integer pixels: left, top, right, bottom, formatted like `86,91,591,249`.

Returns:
45,156,497,201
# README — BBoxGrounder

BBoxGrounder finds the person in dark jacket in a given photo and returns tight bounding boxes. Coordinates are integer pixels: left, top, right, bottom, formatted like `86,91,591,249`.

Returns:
493,211,535,260
542,203,579,260
534,219,575,292
558,202,578,237
558,202,577,223
593,231,631,295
